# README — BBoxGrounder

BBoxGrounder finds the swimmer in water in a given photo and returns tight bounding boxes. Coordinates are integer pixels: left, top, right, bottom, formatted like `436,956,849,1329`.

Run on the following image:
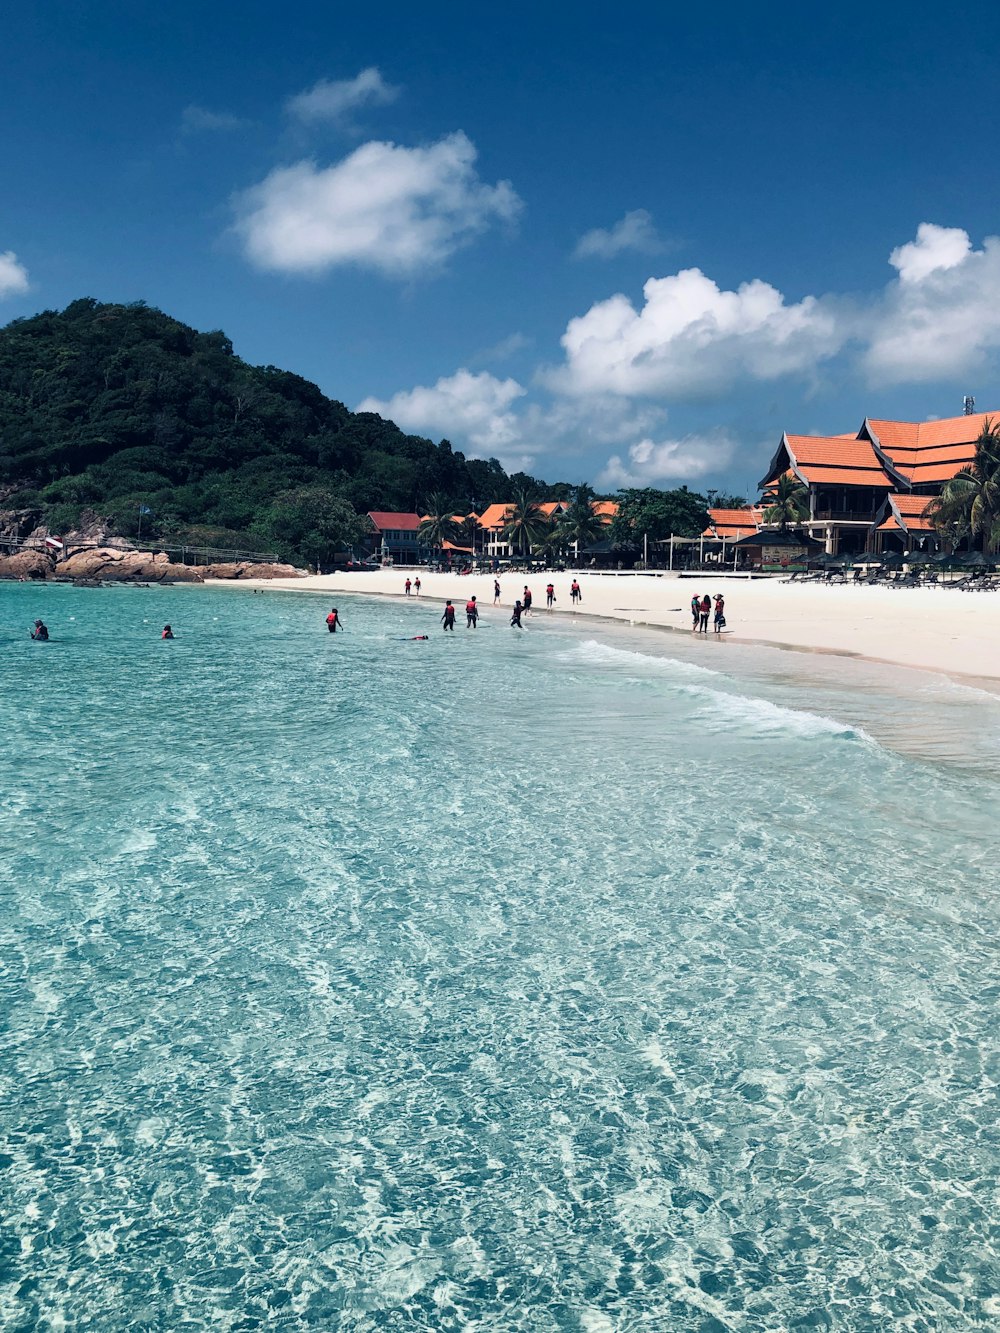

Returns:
161,625,174,639
30,619,49,641
326,608,343,633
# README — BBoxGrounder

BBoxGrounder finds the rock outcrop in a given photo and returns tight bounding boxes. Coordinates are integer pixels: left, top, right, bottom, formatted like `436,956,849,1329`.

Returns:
0,550,53,579
57,549,204,582
202,562,304,579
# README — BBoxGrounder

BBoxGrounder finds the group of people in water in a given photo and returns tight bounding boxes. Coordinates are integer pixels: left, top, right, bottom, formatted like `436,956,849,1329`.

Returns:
691,593,726,634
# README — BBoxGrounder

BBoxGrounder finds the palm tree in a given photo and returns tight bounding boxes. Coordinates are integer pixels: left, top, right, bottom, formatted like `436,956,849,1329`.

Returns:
418,493,460,561
927,419,1000,553
454,514,481,560
762,473,809,532
502,487,549,561
556,487,607,561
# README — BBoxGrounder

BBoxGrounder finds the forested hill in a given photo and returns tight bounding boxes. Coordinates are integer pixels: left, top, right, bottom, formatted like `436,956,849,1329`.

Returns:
0,298,563,561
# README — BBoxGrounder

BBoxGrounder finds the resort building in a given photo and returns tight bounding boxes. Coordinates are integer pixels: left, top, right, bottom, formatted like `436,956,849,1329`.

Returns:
758,410,992,554
366,511,423,562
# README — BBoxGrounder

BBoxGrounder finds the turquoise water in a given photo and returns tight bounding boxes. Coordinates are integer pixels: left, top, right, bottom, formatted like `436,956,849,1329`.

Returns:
2,582,999,1331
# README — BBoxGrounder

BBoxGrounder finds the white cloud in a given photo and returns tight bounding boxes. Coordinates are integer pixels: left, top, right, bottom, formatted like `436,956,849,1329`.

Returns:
471,331,531,365
181,105,248,134
866,225,1000,382
0,251,29,298
889,222,971,283
359,370,527,456
574,209,664,260
597,432,736,488
233,132,521,277
548,267,845,398
286,68,400,125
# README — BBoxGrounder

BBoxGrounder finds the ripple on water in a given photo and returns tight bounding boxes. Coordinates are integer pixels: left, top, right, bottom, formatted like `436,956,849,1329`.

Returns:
1,583,999,1330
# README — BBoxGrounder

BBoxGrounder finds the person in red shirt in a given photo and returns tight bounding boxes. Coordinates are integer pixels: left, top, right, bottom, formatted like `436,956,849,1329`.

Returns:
404,578,411,596
699,595,711,634
466,596,479,628
414,577,421,595
570,579,582,604
522,586,533,614
326,608,343,633
441,600,456,631
545,583,555,607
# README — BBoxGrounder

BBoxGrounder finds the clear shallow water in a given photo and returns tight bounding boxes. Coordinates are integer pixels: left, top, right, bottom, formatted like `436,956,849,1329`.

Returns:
2,583,999,1331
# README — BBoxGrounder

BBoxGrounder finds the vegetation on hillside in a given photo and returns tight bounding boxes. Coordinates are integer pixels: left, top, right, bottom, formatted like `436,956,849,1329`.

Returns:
0,298,718,565
0,300,561,564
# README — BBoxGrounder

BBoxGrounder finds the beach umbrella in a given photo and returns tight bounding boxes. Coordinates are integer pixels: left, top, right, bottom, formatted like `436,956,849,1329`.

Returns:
852,552,882,566
879,550,904,568
807,551,838,567
906,550,932,566
934,552,964,570
958,550,989,568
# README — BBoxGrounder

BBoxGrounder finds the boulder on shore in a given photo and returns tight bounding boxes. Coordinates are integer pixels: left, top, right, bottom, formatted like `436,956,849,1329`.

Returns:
58,549,204,582
0,550,53,580
203,561,304,580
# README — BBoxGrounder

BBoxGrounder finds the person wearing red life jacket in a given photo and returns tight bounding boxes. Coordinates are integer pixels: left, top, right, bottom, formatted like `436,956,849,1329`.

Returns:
466,596,479,628
522,586,532,614
326,608,343,633
441,600,456,631
545,583,555,608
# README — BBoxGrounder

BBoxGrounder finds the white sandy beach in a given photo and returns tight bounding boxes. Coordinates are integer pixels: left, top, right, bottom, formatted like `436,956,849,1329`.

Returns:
213,568,1000,683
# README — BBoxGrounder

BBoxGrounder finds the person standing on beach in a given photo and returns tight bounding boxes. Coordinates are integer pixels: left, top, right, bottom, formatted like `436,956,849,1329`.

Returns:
546,582,555,608
713,594,726,634
441,600,456,631
414,577,421,595
493,578,501,604
571,579,582,605
699,595,711,634
405,578,411,596
523,586,533,615
466,596,479,628
326,608,343,633
691,594,701,631
510,599,523,628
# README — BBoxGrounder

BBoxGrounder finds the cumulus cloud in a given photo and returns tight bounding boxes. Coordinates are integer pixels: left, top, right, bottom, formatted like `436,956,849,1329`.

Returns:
0,251,29,298
181,105,248,134
574,209,664,260
233,132,521,277
359,370,527,455
866,225,1000,382
548,267,846,398
597,432,736,488
286,68,400,125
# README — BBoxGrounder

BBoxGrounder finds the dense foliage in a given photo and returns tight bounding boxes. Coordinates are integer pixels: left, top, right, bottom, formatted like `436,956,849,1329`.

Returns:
0,299,563,563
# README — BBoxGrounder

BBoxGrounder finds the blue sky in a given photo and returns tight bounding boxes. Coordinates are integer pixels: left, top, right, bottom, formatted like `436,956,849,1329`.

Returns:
3,0,1000,495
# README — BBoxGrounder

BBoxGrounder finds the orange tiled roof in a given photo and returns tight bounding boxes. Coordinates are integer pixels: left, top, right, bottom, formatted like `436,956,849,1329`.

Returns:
368,511,421,531
592,500,619,518
476,503,513,530
877,492,935,533
785,434,895,486
702,506,764,539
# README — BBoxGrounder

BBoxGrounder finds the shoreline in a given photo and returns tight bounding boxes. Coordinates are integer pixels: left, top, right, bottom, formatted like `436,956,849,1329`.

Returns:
203,569,1000,689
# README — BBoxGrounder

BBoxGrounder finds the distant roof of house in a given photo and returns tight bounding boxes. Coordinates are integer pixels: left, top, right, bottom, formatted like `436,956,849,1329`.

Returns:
593,500,619,518
367,511,421,532
876,492,935,533
477,503,512,529
702,506,763,539
864,411,991,484
783,434,896,488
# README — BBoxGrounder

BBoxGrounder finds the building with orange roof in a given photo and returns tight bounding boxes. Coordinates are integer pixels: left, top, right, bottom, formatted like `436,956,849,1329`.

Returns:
758,409,993,554
701,506,764,541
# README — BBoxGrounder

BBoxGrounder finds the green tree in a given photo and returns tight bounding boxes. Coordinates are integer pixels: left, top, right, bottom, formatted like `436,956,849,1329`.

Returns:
556,486,607,558
417,492,461,555
927,419,1000,552
609,486,709,546
502,487,549,559
762,474,809,532
257,486,365,570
